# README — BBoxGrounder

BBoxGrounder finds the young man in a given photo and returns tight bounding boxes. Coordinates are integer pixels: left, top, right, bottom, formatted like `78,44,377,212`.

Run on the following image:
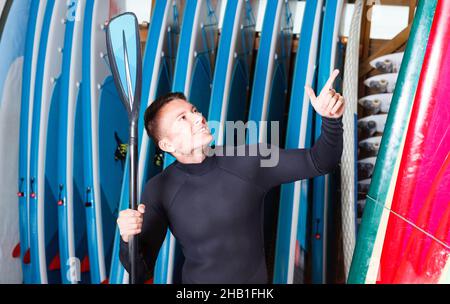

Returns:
118,70,345,284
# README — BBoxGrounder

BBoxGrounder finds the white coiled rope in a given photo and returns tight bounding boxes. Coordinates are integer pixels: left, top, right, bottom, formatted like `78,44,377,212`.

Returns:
341,0,364,280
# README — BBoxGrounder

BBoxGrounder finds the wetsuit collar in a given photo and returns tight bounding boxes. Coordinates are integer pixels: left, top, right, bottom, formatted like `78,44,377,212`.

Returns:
175,154,217,175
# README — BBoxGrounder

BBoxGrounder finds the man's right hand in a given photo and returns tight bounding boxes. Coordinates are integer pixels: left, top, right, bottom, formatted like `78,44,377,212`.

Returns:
117,204,145,243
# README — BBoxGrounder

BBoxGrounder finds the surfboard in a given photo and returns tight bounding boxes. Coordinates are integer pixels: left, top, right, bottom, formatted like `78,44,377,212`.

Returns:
28,0,67,284
357,157,377,180
364,73,398,94
358,136,382,159
357,179,371,201
55,0,90,284
16,0,48,285
246,0,295,146
81,0,128,284
357,200,366,221
373,0,450,284
358,93,393,115
357,114,387,139
208,0,260,146
0,0,32,284
348,0,438,284
273,0,322,284
108,0,184,285
311,0,343,284
156,0,222,284
370,52,404,74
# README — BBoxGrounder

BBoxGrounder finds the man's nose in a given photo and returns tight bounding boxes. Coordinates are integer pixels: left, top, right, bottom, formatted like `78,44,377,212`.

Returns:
193,112,204,125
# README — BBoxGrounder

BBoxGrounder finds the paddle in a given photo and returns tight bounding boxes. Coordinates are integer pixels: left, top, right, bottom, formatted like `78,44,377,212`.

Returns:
106,12,142,285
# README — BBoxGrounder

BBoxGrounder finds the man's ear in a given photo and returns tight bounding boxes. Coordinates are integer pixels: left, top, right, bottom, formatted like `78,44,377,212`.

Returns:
158,139,175,154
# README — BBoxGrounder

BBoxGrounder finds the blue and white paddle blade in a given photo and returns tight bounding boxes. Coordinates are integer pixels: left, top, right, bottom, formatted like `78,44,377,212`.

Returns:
106,12,142,119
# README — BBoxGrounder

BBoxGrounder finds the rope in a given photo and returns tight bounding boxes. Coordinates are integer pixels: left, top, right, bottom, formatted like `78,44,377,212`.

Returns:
341,0,364,280
366,195,450,251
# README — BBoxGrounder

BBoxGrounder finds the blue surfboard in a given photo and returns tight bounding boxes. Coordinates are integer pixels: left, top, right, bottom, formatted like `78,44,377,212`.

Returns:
245,0,296,283
56,0,90,284
81,0,128,284
0,0,32,284
208,0,260,146
311,0,344,284
273,0,324,284
108,0,184,284
16,0,43,285
28,0,67,284
156,0,222,284
247,0,295,146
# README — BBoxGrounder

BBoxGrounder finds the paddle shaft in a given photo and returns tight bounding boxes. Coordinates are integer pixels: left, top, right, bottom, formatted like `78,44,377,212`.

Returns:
128,120,138,284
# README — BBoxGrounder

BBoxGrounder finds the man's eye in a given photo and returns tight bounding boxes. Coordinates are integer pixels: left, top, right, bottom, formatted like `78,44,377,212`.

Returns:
180,115,186,120
193,108,198,113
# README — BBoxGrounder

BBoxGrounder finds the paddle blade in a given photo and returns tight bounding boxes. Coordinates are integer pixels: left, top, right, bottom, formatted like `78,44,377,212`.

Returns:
106,12,142,121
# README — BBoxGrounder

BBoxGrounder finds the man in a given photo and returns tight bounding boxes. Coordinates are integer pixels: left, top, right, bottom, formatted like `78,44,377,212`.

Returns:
118,70,345,284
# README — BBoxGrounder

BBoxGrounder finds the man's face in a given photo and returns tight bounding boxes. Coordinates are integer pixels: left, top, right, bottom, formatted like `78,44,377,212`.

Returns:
157,99,213,155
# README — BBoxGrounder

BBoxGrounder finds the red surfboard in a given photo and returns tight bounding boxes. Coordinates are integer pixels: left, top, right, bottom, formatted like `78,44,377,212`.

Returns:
378,0,450,284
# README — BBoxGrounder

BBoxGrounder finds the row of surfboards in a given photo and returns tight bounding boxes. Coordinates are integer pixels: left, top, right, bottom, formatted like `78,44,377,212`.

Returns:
1,0,131,284
0,0,350,284
357,52,404,225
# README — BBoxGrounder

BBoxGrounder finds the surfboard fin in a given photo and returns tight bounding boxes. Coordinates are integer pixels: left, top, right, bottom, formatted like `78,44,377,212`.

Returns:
12,243,21,258
49,253,61,271
23,248,31,264
80,256,90,273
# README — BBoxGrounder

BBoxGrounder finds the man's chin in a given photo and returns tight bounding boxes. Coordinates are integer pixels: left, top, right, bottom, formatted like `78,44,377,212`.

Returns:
199,132,213,143
193,134,213,151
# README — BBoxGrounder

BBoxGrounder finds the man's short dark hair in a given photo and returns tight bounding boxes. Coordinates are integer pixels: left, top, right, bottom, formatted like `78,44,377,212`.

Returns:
144,92,187,145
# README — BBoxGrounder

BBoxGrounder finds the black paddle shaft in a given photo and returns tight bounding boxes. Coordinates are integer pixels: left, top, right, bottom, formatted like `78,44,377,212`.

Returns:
129,121,138,284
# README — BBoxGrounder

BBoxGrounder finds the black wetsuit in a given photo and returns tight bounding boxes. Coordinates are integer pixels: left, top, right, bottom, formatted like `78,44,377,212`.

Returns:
120,117,343,284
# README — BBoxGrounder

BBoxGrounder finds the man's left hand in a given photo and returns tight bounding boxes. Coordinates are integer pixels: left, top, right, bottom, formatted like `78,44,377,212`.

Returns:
305,69,345,119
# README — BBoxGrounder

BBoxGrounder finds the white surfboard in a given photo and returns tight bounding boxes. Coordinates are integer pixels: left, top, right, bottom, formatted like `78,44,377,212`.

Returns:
0,0,32,283
358,93,393,115
358,136,382,158
29,0,67,284
57,0,87,284
357,157,377,180
358,114,388,138
364,73,398,93
357,178,371,200
370,52,404,73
